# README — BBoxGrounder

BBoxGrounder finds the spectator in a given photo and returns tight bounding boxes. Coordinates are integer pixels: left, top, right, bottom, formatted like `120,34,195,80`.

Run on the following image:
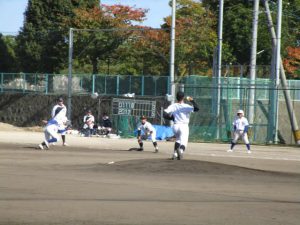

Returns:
83,109,95,137
100,113,112,135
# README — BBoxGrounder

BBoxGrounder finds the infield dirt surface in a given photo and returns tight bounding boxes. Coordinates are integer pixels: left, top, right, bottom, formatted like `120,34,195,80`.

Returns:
0,129,299,225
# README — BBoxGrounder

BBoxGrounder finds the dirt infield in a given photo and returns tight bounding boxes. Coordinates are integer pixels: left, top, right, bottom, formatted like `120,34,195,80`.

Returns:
0,130,300,225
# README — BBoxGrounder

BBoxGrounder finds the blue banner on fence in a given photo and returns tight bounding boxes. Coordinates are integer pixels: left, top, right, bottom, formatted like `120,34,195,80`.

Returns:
134,125,174,140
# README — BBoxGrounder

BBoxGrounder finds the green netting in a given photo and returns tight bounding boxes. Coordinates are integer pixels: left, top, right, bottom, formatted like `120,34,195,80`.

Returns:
111,76,300,145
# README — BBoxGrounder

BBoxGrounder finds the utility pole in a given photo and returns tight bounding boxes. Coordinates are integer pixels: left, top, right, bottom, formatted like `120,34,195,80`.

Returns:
216,0,224,139
274,0,282,144
67,28,73,120
170,0,176,103
263,0,300,145
248,0,260,127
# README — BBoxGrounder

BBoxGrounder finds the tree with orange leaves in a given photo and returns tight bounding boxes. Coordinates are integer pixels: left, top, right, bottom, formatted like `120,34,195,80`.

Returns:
68,3,147,74
283,46,300,79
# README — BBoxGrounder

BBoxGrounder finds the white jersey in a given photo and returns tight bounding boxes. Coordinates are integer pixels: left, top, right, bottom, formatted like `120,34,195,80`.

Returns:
83,114,95,129
164,103,194,124
138,121,155,134
233,116,249,131
51,104,67,125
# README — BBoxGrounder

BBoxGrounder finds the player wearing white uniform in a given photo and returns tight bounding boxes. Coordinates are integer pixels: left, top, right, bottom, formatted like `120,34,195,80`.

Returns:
51,97,68,146
83,110,95,137
137,116,158,153
38,117,67,150
163,91,199,160
227,109,251,153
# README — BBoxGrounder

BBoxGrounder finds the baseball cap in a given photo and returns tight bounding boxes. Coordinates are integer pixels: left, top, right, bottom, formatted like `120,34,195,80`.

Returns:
237,109,244,115
140,115,147,120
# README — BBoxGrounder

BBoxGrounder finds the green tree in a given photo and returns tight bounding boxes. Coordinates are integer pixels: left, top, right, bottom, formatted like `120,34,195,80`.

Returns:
68,4,147,74
16,0,99,73
161,0,234,76
0,34,18,72
202,0,300,66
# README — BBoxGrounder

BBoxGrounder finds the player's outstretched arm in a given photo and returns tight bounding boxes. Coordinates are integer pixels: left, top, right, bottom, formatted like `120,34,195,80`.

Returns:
187,97,199,112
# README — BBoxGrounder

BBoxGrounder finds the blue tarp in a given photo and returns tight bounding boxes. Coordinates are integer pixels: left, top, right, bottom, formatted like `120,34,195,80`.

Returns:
134,125,174,140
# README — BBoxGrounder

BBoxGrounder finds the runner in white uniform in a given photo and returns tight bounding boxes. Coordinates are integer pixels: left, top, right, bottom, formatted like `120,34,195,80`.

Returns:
227,109,251,153
163,91,199,160
38,117,68,150
137,116,158,153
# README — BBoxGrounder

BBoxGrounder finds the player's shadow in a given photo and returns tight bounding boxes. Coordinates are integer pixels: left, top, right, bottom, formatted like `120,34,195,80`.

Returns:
23,146,41,150
128,147,143,151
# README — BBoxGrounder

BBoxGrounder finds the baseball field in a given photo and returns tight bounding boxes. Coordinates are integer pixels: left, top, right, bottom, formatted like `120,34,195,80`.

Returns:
0,125,299,225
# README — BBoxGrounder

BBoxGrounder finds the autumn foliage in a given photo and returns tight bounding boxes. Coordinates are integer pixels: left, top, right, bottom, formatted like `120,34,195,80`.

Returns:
283,47,300,79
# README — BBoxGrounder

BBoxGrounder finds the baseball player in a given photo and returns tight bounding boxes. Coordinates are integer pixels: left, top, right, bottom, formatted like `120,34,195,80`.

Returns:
137,115,159,153
227,109,251,154
38,117,67,150
83,109,95,137
51,97,68,146
163,91,199,160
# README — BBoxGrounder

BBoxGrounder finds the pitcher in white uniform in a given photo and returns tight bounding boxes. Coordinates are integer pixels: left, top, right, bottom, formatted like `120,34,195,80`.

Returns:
227,109,251,154
163,91,199,160
137,115,159,153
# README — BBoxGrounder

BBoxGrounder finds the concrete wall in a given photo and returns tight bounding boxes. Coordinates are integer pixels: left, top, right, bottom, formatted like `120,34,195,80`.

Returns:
0,93,167,130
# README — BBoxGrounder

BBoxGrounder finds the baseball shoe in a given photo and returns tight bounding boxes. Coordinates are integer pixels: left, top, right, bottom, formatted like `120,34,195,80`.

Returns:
154,147,159,153
227,149,233,152
176,148,183,160
137,147,144,151
44,141,49,149
38,144,44,150
63,143,69,146
171,152,178,160
247,150,252,154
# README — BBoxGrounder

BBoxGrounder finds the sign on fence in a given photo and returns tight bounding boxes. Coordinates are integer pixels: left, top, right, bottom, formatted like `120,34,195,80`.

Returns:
112,98,156,118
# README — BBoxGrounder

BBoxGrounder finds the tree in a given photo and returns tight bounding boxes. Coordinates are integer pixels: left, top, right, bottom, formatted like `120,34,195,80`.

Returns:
202,0,300,67
0,34,18,72
283,46,300,79
67,4,147,74
162,0,234,76
16,0,99,73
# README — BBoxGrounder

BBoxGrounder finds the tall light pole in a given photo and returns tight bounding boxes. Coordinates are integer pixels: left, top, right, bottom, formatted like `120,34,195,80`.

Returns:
274,0,282,144
170,0,176,103
216,0,224,139
67,28,73,120
264,0,300,145
248,0,260,128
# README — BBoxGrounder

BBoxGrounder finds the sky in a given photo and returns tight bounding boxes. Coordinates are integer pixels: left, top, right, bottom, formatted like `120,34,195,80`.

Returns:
0,0,171,34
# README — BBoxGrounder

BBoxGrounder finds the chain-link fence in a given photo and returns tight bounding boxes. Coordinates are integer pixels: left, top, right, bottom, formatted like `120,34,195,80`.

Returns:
1,73,300,144
0,73,170,96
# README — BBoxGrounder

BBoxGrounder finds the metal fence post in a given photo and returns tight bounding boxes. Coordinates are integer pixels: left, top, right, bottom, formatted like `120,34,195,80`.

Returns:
116,75,120,95
1,73,3,93
45,74,48,94
129,75,132,93
141,76,144,96
23,73,26,93
105,75,107,95
92,74,95,94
